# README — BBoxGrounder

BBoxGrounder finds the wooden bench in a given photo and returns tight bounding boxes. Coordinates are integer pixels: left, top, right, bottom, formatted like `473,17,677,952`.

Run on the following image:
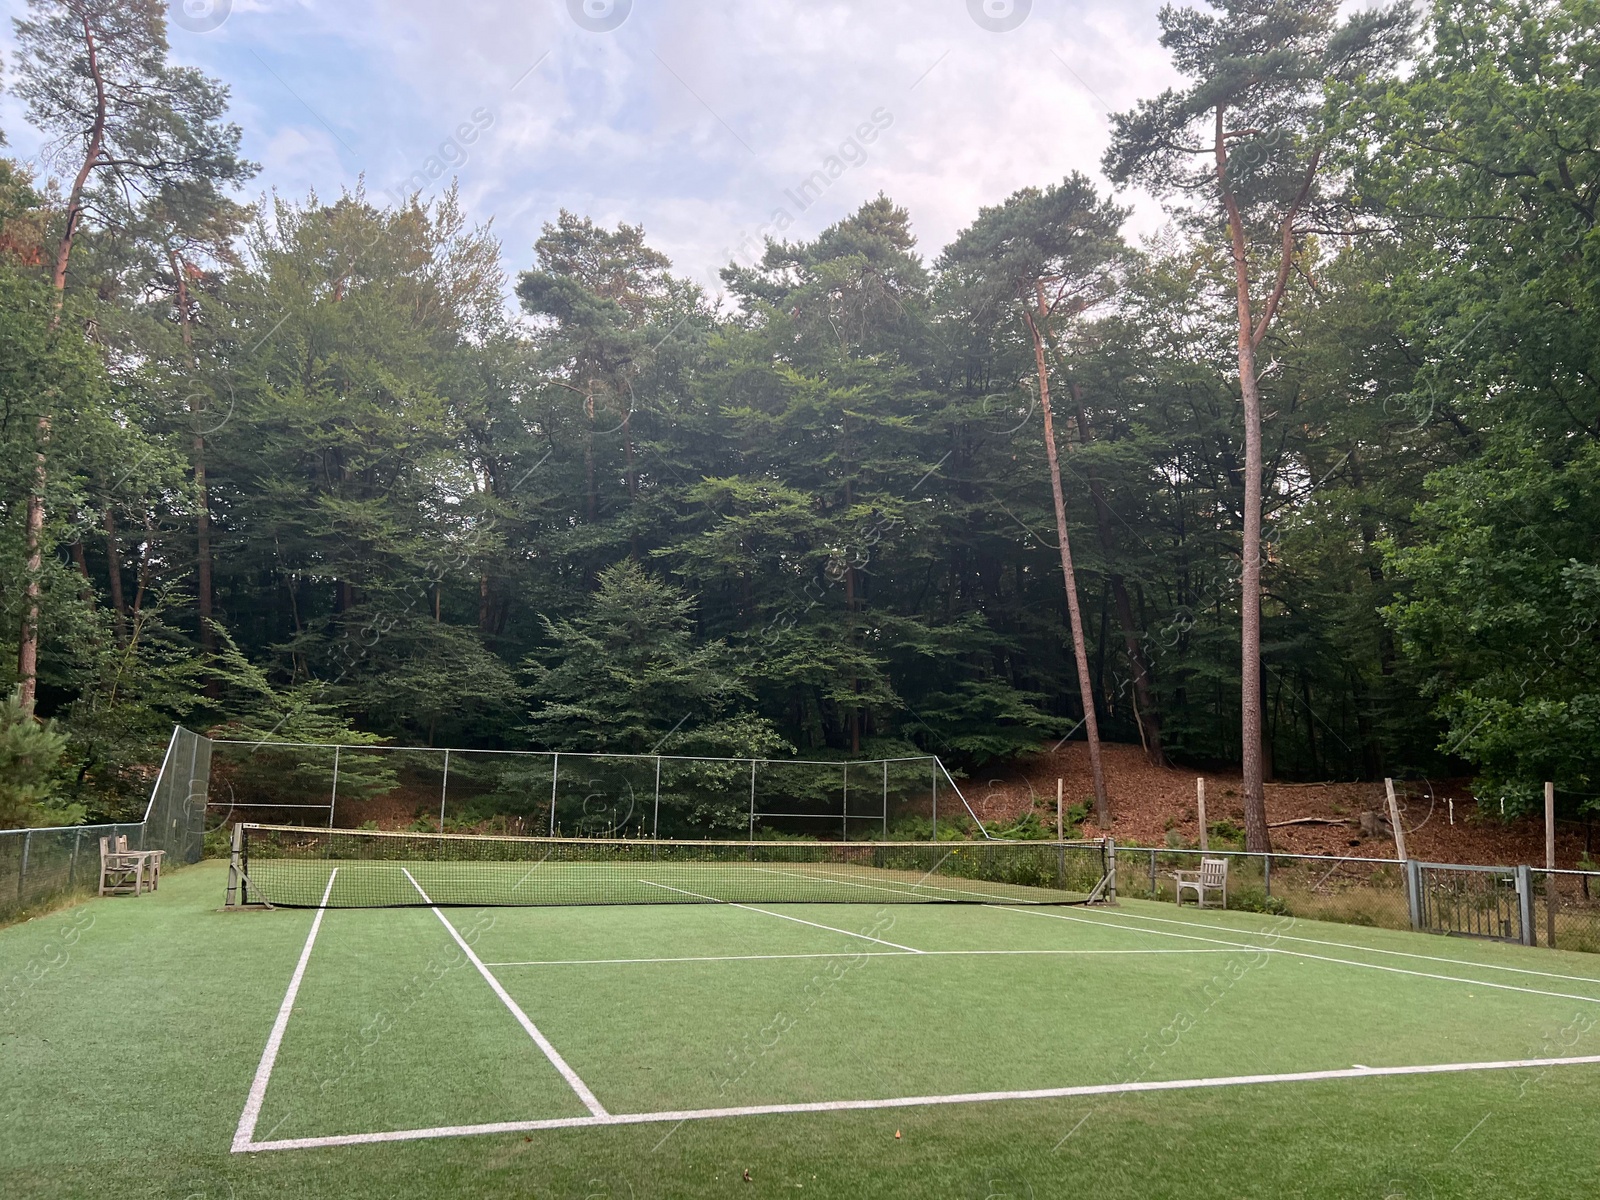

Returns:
99,836,165,896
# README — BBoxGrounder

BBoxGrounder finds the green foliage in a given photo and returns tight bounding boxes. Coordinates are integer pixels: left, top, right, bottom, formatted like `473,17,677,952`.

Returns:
1207,820,1246,849
0,689,73,827
526,560,786,759
1359,0,1600,813
2,0,1597,829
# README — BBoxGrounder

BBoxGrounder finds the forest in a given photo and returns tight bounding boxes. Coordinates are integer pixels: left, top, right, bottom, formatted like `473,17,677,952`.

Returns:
0,0,1595,851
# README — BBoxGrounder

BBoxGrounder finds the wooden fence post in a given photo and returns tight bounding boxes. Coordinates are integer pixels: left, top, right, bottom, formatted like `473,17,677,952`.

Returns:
1546,781,1558,949
1385,778,1408,861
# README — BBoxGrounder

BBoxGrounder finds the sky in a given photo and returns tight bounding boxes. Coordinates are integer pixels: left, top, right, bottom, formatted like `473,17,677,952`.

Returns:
0,0,1182,302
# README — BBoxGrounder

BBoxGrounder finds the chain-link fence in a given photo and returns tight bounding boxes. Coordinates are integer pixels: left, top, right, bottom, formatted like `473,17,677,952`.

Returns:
1114,846,1414,931
0,727,211,922
1531,868,1600,954
1114,847,1600,955
206,741,990,841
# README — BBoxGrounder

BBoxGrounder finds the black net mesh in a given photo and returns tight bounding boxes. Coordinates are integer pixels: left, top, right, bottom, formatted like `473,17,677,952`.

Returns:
234,824,1111,908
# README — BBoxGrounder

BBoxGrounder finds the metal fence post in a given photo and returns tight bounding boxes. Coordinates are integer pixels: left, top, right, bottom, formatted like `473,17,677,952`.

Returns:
1515,865,1534,946
438,748,450,830
1149,848,1157,898
653,755,661,839
1106,838,1117,903
882,759,889,840
749,759,758,841
550,752,559,836
329,744,341,828
68,827,82,888
18,830,31,904
1405,859,1423,931
931,760,938,841
1263,854,1271,897
841,762,849,840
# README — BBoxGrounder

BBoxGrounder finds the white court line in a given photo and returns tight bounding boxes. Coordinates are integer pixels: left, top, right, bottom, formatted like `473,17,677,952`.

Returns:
484,948,1238,967
232,870,338,1152
402,869,607,1117
1002,906,1600,1007
639,880,925,952
234,1053,1600,1152
1088,906,1600,989
750,864,1045,905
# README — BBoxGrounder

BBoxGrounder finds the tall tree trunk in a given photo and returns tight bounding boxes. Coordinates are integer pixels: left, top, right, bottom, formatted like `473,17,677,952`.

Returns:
16,442,48,709
20,15,109,711
1216,109,1273,854
584,393,598,524
1024,289,1109,828
623,408,639,561
103,508,127,642
1069,391,1167,766
169,250,218,695
70,540,91,600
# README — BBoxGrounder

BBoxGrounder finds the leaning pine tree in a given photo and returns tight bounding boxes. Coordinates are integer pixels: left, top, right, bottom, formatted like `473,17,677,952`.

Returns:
1103,0,1413,852
939,175,1129,828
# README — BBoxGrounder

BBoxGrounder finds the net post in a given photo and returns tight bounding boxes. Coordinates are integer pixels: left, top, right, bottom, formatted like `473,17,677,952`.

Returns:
550,752,559,836
439,748,450,831
749,759,757,840
226,822,243,908
329,744,341,828
653,756,661,839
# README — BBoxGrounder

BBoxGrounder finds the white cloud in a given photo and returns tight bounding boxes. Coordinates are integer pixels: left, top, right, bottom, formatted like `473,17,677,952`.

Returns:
9,0,1184,299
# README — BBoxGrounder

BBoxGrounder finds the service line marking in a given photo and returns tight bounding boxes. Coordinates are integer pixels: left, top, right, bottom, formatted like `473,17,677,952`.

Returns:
638,881,925,952
1082,906,1600,989
749,864,1046,905
1001,906,1600,1007
234,1054,1600,1153
483,948,1237,967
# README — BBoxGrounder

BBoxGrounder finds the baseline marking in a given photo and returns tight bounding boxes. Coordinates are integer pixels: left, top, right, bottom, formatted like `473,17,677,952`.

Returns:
1083,906,1600,989
639,881,925,952
1002,906,1600,1006
402,869,607,1117
235,1053,1600,1152
232,870,338,1152
484,948,1236,967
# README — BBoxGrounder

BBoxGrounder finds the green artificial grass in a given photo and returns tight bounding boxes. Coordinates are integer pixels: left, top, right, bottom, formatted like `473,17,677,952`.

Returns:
4,860,1600,1198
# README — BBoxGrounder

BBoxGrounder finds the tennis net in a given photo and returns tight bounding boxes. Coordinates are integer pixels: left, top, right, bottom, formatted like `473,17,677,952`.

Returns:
228,824,1113,908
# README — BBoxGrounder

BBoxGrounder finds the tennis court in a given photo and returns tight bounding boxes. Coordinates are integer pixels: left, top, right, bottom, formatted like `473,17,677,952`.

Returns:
11,859,1600,1198
228,845,1600,1157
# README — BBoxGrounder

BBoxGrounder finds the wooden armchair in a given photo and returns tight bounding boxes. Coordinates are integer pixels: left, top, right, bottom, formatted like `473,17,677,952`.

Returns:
1174,857,1228,909
99,836,146,896
116,835,165,892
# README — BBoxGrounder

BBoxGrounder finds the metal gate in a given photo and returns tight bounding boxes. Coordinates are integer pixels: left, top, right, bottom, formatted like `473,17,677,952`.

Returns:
1407,860,1532,945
